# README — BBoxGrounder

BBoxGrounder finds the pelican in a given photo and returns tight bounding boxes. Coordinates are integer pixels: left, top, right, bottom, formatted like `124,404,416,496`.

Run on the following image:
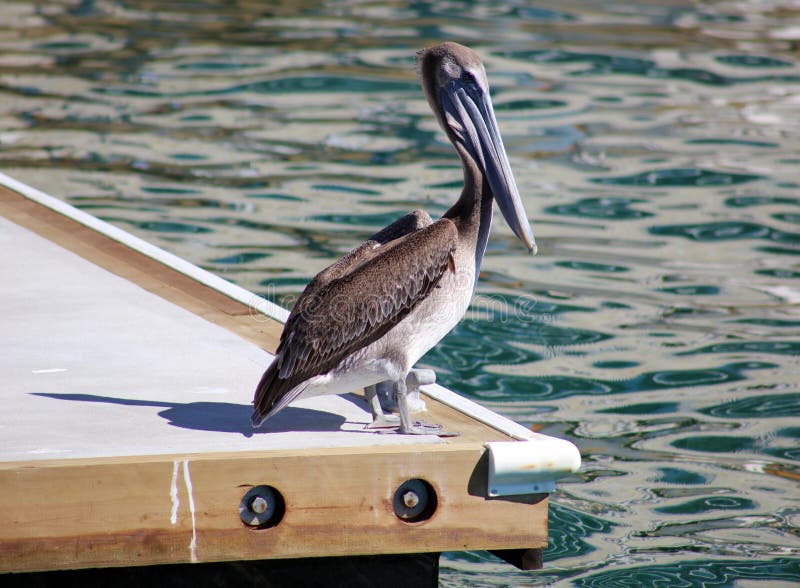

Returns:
252,42,536,434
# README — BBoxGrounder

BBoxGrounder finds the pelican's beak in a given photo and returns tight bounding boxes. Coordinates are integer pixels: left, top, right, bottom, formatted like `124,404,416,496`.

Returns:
441,82,537,254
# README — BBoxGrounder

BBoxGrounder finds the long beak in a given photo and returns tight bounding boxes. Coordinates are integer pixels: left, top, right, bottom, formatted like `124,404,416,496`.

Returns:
441,83,537,254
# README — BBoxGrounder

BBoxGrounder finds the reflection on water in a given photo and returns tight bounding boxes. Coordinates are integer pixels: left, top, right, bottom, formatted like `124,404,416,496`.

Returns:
2,1,799,585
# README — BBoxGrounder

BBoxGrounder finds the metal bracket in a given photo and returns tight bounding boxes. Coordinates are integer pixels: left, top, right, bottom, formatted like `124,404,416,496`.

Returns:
485,437,581,497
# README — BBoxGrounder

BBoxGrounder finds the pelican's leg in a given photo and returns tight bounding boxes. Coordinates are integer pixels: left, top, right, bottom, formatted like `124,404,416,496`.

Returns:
365,384,399,429
375,369,433,414
376,380,398,412
397,375,459,437
405,368,435,413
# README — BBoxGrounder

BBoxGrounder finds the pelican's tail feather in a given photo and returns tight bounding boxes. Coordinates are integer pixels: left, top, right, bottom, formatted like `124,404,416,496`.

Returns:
251,357,308,428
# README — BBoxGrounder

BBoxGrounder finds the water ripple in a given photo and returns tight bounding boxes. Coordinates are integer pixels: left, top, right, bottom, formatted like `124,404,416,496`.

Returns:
575,558,800,587
545,197,653,220
650,221,800,244
699,393,800,419
434,361,771,403
591,168,764,187
679,341,800,356
498,49,800,86
545,503,616,561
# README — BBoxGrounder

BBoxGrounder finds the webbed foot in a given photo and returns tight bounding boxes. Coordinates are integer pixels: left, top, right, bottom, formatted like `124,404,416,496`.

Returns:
397,379,459,437
367,413,400,429
398,418,459,437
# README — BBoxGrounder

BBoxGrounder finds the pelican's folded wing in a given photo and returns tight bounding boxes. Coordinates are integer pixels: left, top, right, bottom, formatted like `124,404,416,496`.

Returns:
253,218,457,420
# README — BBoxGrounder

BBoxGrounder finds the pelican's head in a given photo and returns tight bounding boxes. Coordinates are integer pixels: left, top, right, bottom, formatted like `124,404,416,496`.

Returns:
418,42,537,254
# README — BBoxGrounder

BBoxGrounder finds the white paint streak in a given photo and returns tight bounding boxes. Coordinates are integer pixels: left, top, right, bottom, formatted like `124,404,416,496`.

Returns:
169,461,180,525
182,460,198,563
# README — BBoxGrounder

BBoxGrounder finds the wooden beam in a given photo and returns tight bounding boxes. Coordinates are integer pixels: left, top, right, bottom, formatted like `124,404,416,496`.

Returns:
0,445,547,573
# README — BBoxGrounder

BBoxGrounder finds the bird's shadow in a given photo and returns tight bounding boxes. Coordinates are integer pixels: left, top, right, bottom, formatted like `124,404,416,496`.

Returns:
30,393,348,437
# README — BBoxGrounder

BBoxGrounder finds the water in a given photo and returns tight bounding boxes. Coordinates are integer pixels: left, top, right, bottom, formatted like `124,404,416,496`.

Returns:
2,1,799,585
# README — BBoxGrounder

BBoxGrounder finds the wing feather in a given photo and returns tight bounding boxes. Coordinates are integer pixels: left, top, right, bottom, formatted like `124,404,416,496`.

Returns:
252,218,458,423
276,209,434,357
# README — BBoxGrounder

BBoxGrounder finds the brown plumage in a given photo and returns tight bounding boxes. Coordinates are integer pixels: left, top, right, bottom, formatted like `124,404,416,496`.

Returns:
253,215,457,421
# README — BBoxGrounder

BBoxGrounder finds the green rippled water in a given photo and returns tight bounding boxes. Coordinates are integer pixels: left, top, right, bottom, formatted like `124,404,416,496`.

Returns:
2,1,798,585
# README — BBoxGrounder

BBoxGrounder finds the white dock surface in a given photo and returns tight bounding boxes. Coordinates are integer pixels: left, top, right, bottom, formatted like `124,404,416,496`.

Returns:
1,215,445,462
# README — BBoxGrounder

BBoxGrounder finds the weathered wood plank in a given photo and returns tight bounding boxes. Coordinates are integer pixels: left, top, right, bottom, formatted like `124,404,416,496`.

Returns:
0,446,547,573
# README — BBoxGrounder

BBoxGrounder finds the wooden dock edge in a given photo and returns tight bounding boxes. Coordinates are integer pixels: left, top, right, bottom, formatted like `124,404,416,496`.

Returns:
0,444,547,573
0,174,571,575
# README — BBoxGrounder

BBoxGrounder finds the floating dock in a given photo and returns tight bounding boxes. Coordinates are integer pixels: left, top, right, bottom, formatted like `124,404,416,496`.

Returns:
0,173,580,584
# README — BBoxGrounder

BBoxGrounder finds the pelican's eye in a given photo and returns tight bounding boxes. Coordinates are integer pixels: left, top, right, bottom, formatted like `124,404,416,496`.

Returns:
462,70,476,85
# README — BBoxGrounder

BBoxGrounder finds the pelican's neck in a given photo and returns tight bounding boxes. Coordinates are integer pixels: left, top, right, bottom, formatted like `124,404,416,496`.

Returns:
444,151,493,292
